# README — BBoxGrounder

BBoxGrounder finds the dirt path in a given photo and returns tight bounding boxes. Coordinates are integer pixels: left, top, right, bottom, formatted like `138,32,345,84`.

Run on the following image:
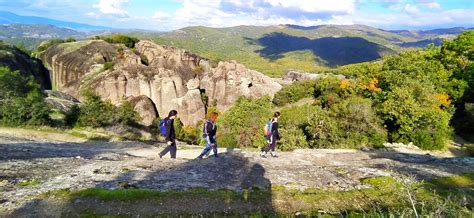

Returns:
1,128,473,216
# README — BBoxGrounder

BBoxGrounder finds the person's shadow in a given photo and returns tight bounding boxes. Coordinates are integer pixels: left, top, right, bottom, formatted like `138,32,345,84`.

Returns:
8,152,275,217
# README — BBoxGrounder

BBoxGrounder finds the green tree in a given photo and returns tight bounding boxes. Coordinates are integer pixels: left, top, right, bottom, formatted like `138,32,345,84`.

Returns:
0,67,50,126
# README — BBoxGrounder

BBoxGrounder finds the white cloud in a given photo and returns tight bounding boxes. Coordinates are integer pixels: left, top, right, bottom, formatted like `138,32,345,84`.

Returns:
262,0,355,13
404,4,420,14
152,11,171,20
424,2,441,9
93,0,130,16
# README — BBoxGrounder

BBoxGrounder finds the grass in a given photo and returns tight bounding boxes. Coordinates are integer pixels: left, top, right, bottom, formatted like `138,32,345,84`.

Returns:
18,178,41,187
40,175,474,216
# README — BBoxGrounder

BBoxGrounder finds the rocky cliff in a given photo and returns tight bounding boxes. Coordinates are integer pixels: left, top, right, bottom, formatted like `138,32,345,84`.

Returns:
40,40,282,126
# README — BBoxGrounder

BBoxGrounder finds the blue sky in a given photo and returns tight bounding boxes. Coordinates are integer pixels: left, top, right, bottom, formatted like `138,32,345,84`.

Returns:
0,0,473,31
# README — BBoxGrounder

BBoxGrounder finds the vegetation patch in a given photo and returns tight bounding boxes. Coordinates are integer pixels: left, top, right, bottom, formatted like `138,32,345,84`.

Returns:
40,174,473,216
18,178,41,187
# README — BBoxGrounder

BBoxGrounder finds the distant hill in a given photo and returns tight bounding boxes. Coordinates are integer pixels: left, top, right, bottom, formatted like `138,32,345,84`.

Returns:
136,24,469,76
0,24,87,39
0,11,111,31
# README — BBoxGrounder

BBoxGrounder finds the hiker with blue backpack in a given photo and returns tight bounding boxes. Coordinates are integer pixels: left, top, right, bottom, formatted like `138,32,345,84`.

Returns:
159,110,178,159
261,112,281,158
196,112,219,159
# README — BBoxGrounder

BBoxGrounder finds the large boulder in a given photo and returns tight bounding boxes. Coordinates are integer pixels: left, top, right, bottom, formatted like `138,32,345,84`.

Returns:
40,40,281,126
126,95,158,126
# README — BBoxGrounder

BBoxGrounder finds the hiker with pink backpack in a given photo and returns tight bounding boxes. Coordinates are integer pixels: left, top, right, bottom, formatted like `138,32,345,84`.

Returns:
261,112,281,158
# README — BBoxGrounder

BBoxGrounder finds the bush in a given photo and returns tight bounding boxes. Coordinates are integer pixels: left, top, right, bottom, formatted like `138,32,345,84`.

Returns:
65,104,80,126
36,39,65,53
102,35,139,48
173,118,202,145
76,91,114,128
278,127,308,151
116,101,142,125
272,80,316,106
377,50,457,149
217,96,272,148
306,97,387,148
0,67,50,126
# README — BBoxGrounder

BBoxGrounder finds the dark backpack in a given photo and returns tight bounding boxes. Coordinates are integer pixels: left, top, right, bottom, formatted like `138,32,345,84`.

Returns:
159,118,168,136
202,120,212,138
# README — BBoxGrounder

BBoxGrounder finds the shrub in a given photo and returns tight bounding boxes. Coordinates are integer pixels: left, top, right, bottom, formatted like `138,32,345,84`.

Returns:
115,100,142,125
306,97,387,148
0,67,50,126
36,39,65,53
278,127,308,151
103,35,139,48
76,91,114,128
64,104,80,126
173,118,202,145
65,37,76,43
217,96,272,148
272,80,316,106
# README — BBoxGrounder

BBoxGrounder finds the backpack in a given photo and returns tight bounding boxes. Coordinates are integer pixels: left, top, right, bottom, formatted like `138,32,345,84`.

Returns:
159,118,168,136
202,120,212,138
263,120,272,137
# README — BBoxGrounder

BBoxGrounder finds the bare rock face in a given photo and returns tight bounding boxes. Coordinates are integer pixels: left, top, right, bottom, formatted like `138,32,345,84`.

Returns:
126,95,158,126
201,61,282,112
283,70,346,83
40,40,116,98
44,90,79,112
40,40,281,126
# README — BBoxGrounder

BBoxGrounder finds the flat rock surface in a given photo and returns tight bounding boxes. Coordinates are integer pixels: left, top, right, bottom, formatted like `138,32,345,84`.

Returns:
1,129,473,215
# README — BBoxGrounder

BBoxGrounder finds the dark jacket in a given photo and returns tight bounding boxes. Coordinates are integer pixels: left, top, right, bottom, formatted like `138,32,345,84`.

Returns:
164,118,176,142
271,120,280,140
205,120,217,143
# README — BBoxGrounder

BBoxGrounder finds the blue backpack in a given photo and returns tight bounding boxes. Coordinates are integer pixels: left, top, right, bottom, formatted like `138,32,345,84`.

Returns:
263,120,273,137
159,118,168,136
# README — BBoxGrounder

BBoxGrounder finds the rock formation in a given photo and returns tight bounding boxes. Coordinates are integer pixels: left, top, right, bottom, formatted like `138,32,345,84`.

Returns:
283,70,346,82
40,40,282,126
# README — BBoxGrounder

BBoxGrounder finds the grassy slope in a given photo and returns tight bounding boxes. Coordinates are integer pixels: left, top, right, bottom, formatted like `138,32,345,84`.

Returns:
129,25,442,77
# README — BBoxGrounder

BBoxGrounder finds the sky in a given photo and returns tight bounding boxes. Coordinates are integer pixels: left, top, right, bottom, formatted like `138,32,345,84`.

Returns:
0,0,473,31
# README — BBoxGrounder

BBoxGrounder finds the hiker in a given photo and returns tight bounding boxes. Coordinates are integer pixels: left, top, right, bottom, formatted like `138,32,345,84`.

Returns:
197,112,219,159
261,112,281,158
159,110,178,159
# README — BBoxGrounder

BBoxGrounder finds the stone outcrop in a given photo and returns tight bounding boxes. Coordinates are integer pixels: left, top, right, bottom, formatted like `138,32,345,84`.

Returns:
125,95,158,126
283,70,346,82
40,40,116,97
200,61,282,112
40,40,282,126
44,90,79,112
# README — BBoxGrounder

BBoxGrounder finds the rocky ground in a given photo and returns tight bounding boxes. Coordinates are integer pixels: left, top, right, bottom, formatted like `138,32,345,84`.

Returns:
1,128,473,216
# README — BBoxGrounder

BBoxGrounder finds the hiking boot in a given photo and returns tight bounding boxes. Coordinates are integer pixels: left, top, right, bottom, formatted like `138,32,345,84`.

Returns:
260,153,267,158
195,156,203,160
